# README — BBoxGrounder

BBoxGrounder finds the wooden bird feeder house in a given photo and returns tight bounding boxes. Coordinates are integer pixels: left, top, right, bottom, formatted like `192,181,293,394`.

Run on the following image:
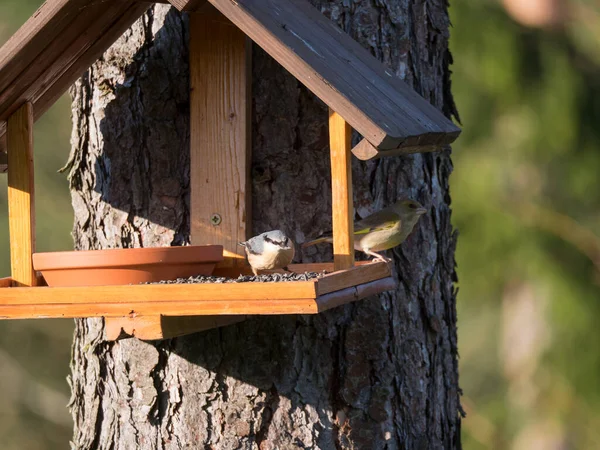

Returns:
0,0,460,340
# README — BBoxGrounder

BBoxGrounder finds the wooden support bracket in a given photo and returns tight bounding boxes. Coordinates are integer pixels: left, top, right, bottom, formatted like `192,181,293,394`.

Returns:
105,315,241,341
7,102,36,287
329,109,354,271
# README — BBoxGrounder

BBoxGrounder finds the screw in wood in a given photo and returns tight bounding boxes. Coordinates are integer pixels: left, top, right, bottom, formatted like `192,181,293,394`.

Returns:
210,214,222,226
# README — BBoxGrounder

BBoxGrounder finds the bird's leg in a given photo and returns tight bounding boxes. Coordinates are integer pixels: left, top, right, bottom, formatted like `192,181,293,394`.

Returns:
364,249,391,263
252,267,260,276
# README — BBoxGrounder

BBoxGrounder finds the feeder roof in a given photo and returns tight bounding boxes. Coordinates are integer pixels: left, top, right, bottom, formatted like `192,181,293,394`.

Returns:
0,0,460,171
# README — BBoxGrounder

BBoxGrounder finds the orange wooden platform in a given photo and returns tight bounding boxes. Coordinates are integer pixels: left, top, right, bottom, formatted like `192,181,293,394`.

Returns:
0,262,394,320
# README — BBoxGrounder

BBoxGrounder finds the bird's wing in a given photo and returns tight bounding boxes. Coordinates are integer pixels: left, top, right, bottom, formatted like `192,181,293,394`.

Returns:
303,209,400,247
353,210,401,234
243,237,264,255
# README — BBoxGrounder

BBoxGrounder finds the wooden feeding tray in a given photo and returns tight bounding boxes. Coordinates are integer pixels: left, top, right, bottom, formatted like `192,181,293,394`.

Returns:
0,0,459,340
0,262,394,339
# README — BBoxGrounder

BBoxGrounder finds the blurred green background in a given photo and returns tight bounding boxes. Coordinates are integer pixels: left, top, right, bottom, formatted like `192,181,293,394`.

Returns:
1,0,599,448
0,2,74,449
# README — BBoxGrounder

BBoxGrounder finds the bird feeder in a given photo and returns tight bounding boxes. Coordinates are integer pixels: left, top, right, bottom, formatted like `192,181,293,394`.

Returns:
0,0,460,340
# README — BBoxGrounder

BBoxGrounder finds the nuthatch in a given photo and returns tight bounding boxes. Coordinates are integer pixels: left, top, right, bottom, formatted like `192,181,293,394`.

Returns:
239,230,296,276
302,199,427,262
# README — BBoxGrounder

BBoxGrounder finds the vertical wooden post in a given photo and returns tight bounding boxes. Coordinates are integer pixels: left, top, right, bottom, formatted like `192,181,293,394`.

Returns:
105,6,251,341
329,109,354,271
7,102,36,287
190,6,251,267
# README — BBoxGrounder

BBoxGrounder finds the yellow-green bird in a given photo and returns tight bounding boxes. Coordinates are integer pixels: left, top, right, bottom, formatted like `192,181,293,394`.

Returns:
302,199,427,262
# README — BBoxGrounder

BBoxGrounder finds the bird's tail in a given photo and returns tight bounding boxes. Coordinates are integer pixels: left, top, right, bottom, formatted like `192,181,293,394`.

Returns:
301,236,332,248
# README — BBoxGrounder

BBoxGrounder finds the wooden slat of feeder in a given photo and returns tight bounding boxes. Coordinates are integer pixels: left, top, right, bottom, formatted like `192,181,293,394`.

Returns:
0,0,152,152
0,278,318,317
204,0,460,154
7,103,37,287
329,109,354,271
0,0,133,121
0,275,396,320
315,261,390,296
317,277,397,312
0,298,320,319
2,280,312,306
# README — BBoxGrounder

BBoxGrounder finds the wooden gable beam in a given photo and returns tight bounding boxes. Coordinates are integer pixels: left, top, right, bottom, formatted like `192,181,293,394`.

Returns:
0,0,152,153
198,0,460,157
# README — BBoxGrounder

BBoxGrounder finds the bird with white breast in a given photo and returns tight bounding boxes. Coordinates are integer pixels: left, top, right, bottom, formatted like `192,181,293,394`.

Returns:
239,230,296,276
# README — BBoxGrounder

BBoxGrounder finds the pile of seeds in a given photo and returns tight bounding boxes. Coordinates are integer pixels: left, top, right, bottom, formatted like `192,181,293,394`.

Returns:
146,271,326,285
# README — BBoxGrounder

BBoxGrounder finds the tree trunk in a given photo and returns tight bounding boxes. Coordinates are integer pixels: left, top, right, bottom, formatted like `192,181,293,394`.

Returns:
67,3,461,449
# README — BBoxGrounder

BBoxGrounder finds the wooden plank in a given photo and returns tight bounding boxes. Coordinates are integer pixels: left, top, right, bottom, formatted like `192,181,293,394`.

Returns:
0,262,384,301
0,299,319,319
0,275,395,320
329,109,354,270
0,0,91,94
0,1,151,151
0,264,393,320
0,0,132,122
7,103,36,287
126,6,253,339
190,8,251,260
167,0,207,11
315,261,391,296
317,277,397,312
104,314,242,340
207,0,460,152
3,280,312,305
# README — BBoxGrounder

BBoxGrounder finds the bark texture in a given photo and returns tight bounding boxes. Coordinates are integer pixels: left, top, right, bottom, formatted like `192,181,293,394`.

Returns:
67,3,461,449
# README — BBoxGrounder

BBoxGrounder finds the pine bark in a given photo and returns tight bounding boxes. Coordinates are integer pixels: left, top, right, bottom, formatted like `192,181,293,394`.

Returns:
66,3,461,449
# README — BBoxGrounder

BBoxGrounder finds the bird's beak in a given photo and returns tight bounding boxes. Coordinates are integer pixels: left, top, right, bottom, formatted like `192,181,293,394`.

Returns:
237,242,246,247
415,207,427,216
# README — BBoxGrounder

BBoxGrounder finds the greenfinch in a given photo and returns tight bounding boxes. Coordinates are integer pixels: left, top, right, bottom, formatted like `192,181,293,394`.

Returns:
302,199,426,262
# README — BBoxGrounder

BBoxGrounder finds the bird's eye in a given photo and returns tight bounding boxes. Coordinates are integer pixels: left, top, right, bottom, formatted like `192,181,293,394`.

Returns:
409,203,417,209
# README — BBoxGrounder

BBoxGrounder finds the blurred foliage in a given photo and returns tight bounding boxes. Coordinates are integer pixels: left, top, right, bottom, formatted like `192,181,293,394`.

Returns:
450,0,600,448
1,0,600,449
0,1,74,449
